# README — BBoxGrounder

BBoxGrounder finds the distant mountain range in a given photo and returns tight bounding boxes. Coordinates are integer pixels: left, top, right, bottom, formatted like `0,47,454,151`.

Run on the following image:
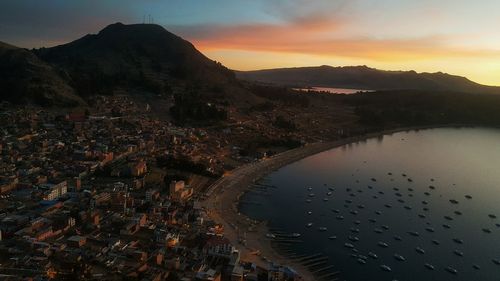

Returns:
236,65,500,94
1,23,245,106
2,23,500,106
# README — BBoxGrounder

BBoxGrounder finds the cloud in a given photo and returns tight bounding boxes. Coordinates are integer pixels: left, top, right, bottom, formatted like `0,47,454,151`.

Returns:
170,15,500,62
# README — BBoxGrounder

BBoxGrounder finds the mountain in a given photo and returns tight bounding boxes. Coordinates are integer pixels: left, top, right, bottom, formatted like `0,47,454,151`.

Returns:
236,65,500,94
35,23,238,97
0,41,84,106
1,23,254,106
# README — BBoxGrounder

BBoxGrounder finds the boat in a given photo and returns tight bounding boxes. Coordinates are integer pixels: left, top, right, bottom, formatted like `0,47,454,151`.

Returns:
415,247,425,254
369,218,377,223
493,259,500,265
393,235,402,241
488,214,497,219
371,178,377,182
357,204,365,209
449,199,459,204
368,252,378,259
327,191,332,196
404,206,412,210
318,227,327,232
452,238,464,244
350,254,358,258
354,220,361,225
336,215,344,220
380,265,392,272
408,231,420,237
394,254,406,261
445,266,458,274
358,255,368,260
472,264,480,270
395,193,402,197
323,198,329,201
357,258,366,264
266,233,276,239
328,236,337,240
348,236,359,242
306,199,312,203
307,211,312,215
444,216,453,221
408,178,413,182
375,211,382,215
378,241,389,248
381,225,389,230
307,187,313,191
425,263,435,270
350,210,358,215
374,228,383,234
397,199,405,203
424,192,430,196
291,233,301,238
328,187,335,191
308,193,315,197
350,227,360,233
422,200,428,205
453,250,464,257
306,223,313,228
496,223,500,228
482,228,491,233
429,185,436,190
465,195,472,199
418,214,426,218
454,211,462,215
345,199,353,203
332,209,340,213
425,227,434,233
344,243,354,248
432,240,440,245
443,224,451,229
368,185,373,189
384,204,392,208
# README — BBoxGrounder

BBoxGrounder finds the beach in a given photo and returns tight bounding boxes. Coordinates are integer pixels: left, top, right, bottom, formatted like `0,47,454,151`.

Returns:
201,125,469,280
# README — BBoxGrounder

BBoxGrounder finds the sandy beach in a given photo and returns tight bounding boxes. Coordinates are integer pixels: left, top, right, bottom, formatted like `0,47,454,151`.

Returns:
201,125,469,280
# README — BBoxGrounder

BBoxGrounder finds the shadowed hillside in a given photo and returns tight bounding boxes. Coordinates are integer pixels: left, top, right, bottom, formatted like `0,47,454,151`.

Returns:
0,42,84,106
237,65,500,94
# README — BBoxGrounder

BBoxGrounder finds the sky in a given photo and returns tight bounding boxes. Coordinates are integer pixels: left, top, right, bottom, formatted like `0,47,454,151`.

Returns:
1,0,500,85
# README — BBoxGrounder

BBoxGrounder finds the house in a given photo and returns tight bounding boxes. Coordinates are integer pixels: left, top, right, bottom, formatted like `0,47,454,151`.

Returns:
203,236,236,258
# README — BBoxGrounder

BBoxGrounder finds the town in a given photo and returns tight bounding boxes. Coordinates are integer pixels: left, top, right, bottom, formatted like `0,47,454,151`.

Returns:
0,93,357,281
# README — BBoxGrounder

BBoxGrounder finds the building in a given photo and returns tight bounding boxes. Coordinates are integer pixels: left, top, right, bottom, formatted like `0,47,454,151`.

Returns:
203,236,236,258
40,181,67,200
169,180,193,202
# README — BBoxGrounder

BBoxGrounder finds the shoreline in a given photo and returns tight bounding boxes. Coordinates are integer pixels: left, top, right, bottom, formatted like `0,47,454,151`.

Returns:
201,124,472,280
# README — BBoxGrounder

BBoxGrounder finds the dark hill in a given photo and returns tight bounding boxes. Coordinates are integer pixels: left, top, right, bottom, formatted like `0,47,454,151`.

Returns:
35,23,238,97
0,41,84,106
236,65,500,94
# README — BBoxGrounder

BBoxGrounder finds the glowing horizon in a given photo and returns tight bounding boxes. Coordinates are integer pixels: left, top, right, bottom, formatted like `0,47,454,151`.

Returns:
2,0,500,86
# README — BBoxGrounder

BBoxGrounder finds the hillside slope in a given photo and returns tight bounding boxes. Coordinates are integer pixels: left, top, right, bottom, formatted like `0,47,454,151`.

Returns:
0,42,84,106
237,65,500,94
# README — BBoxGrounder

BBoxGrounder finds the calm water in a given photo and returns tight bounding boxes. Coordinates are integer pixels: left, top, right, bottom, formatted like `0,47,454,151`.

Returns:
240,127,500,281
293,87,373,94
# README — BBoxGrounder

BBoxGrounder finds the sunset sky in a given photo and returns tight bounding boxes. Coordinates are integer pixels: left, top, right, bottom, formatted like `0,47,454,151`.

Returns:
1,0,500,85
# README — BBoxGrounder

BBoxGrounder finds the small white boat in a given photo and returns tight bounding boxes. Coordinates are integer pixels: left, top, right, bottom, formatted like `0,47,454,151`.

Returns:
318,227,327,231
266,233,276,239
445,266,458,274
380,265,392,272
378,241,389,248
368,252,378,259
424,263,434,270
415,247,425,254
306,223,313,228
394,254,406,261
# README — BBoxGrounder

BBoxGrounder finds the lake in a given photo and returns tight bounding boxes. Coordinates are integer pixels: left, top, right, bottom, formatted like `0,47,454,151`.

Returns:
239,127,500,281
293,87,373,94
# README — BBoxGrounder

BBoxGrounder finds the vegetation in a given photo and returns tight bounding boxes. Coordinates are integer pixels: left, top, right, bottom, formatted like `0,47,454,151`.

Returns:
169,89,228,125
248,84,310,107
343,90,500,128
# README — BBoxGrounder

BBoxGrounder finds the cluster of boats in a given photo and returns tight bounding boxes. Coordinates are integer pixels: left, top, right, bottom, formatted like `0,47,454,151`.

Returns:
299,172,500,276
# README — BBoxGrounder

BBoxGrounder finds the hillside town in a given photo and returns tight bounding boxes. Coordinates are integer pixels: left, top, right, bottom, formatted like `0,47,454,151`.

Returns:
0,94,352,281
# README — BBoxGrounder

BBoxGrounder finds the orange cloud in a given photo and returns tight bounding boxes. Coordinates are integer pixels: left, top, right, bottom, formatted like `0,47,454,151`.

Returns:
173,17,500,62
